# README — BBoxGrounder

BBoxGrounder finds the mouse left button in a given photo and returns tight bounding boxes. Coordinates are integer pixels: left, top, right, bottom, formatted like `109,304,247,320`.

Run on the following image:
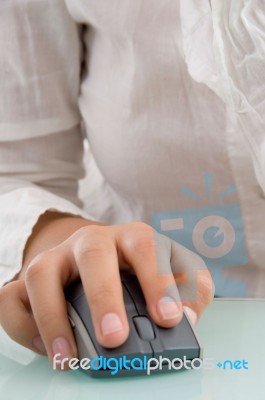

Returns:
65,279,84,302
68,315,76,329
67,302,99,361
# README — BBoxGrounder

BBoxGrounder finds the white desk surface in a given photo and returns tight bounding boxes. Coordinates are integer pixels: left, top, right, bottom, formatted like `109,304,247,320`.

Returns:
0,299,264,400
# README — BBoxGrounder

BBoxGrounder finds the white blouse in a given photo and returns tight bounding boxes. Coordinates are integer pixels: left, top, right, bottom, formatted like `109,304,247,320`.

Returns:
0,0,264,297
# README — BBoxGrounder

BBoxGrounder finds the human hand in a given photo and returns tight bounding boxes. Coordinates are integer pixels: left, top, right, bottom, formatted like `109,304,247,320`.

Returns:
0,222,213,369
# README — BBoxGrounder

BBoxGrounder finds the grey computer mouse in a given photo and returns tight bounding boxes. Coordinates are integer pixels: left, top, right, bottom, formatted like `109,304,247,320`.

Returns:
65,272,202,378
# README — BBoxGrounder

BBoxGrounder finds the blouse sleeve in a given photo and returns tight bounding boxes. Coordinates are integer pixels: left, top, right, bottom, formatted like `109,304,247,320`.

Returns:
0,127,96,287
0,0,94,287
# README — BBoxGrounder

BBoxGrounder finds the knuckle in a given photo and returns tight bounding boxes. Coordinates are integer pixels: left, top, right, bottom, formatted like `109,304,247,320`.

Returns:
25,255,48,283
189,251,207,270
123,235,154,256
172,242,207,272
0,281,19,305
129,221,153,233
77,225,105,238
74,226,114,262
38,310,60,327
199,270,214,305
121,223,155,254
75,242,114,263
88,286,116,307
134,235,155,254
132,222,155,241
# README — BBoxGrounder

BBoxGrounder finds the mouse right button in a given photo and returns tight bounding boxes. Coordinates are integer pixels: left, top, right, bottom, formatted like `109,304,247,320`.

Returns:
151,314,201,360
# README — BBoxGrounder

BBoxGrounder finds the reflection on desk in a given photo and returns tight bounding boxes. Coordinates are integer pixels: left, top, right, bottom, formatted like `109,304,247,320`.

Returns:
0,299,264,400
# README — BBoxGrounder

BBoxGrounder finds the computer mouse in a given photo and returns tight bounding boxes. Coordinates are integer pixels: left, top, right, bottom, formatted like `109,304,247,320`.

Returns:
65,272,202,378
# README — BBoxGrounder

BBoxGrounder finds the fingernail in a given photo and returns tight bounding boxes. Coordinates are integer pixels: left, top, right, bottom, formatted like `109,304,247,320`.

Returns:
32,335,46,354
52,337,73,358
101,313,123,336
183,306,198,326
158,296,182,320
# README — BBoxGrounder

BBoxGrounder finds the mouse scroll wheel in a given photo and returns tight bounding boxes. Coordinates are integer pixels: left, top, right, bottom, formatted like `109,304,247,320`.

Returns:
133,316,155,341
